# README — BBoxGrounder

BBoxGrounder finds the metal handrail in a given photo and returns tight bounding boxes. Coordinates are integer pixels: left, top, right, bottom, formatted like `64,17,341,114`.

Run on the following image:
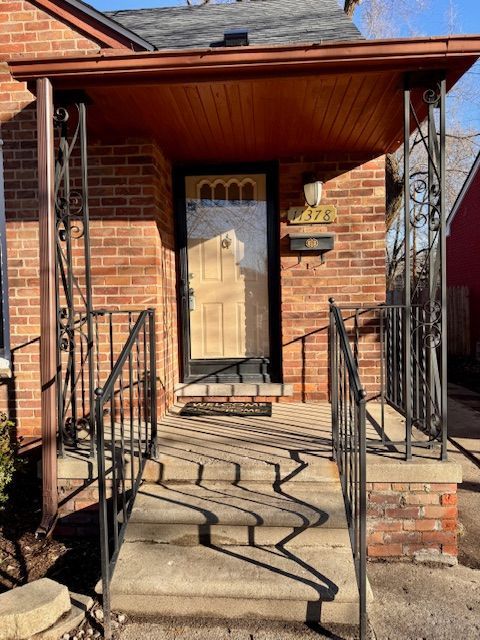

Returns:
329,302,365,404
95,308,157,639
329,298,367,640
96,311,151,401
57,308,154,457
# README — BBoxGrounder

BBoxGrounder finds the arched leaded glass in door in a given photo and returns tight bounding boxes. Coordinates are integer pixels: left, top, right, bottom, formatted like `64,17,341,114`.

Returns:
185,174,270,360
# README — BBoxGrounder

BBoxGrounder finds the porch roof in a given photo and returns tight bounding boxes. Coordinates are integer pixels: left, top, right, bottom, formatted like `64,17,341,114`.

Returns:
9,35,480,163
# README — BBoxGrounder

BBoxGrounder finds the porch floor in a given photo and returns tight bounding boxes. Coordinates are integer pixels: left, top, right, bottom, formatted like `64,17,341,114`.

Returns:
153,403,334,484
57,400,461,481
150,400,451,478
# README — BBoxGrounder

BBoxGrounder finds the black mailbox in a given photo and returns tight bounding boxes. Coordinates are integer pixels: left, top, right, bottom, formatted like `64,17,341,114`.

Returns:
289,233,335,253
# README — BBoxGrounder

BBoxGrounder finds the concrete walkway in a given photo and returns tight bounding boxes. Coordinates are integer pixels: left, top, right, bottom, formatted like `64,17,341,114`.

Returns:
446,386,480,570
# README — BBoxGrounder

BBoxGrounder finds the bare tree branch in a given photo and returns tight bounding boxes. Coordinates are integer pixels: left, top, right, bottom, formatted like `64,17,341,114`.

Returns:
446,132,480,140
342,1,479,287
386,154,403,232
344,0,361,17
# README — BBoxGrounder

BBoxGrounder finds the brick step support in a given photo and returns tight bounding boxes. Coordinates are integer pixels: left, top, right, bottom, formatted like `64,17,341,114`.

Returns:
366,461,462,563
367,481,459,561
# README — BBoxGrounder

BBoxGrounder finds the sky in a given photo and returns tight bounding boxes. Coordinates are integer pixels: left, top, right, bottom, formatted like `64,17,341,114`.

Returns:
91,0,480,34
387,0,480,37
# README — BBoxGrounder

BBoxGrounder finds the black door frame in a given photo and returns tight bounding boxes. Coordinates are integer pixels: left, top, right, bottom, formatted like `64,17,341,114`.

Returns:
173,162,281,384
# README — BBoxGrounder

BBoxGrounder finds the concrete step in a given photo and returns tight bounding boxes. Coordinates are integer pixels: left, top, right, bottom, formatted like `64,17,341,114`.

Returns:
143,455,340,484
105,541,370,625
125,482,348,529
174,383,293,397
125,521,351,547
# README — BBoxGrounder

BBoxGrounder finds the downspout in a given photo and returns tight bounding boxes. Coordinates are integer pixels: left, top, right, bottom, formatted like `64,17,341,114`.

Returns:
36,78,59,538
0,128,12,376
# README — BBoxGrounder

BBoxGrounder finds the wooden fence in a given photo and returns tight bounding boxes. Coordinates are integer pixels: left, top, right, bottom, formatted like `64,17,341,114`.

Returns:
447,286,470,357
387,286,470,357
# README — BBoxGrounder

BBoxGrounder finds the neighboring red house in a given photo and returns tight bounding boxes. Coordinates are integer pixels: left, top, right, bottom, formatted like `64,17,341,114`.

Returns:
447,151,480,357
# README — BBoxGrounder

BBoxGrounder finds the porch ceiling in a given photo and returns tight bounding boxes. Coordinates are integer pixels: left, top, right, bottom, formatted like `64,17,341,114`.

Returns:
10,35,480,163
85,72,405,162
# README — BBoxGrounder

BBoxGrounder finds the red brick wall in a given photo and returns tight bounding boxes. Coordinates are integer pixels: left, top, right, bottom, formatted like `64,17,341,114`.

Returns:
3,138,178,438
280,155,386,401
0,2,178,437
85,140,178,417
367,482,459,561
0,0,103,123
0,1,102,438
447,165,480,354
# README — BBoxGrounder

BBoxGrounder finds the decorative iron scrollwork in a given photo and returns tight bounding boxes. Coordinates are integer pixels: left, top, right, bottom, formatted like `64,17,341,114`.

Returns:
53,106,69,125
409,176,441,232
403,76,447,456
422,86,441,106
54,101,95,456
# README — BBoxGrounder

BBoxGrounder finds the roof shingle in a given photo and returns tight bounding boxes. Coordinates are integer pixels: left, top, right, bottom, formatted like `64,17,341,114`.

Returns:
105,0,363,51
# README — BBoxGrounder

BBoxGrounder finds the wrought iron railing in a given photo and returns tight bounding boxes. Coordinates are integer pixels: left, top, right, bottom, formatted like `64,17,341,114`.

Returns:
334,301,446,460
95,308,157,640
57,308,150,456
329,299,367,640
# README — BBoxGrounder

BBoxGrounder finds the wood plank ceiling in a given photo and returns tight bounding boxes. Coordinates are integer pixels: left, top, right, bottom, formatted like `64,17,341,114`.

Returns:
86,71,406,162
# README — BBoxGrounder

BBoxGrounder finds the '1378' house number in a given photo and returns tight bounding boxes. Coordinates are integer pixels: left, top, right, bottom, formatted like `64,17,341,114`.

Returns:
287,205,337,224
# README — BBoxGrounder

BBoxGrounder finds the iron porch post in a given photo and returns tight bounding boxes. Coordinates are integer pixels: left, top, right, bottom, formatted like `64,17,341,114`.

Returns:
78,102,96,458
358,393,367,640
403,78,413,460
148,309,158,458
36,77,59,538
440,77,448,460
427,94,436,446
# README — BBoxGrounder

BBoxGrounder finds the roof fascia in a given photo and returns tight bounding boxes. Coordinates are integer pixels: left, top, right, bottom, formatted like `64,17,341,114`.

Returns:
447,151,480,237
31,0,155,51
8,35,480,84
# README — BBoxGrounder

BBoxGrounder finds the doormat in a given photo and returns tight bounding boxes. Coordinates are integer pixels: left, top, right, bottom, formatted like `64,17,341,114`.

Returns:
180,401,272,417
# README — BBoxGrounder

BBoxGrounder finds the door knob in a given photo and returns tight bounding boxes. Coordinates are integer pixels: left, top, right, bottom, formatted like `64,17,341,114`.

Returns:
222,233,232,249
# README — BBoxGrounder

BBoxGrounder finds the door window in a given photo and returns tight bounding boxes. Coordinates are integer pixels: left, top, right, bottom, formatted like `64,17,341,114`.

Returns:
185,174,270,360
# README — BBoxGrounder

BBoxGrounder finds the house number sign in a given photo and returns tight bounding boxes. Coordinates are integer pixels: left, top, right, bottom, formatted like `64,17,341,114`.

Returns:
287,205,337,224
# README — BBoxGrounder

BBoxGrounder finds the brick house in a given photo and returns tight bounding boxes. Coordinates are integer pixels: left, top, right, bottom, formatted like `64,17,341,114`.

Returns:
0,0,478,635
447,151,480,358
